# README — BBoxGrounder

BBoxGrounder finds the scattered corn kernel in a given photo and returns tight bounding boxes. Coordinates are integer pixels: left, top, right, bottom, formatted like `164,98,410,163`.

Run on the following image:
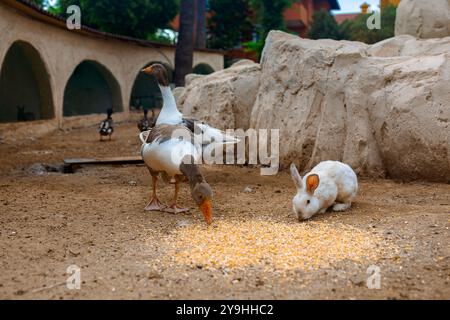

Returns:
161,220,398,272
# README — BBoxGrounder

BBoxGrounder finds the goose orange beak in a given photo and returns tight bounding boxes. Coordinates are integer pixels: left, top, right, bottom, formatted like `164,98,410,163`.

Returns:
142,65,153,74
199,199,213,225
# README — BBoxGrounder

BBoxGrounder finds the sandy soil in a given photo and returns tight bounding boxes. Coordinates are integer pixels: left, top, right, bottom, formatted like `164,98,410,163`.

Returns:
0,123,449,300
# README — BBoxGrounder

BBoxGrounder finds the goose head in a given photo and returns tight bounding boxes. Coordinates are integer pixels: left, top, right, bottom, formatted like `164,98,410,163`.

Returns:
142,64,169,87
180,160,213,225
192,181,213,225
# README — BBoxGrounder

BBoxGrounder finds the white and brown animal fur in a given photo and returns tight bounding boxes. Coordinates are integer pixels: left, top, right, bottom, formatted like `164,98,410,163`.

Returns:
290,161,358,220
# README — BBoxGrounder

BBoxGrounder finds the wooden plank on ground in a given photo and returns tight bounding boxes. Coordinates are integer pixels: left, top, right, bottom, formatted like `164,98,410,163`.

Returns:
64,156,143,166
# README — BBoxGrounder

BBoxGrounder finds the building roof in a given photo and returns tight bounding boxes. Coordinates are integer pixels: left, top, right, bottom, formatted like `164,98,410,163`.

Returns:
2,0,223,54
334,12,359,24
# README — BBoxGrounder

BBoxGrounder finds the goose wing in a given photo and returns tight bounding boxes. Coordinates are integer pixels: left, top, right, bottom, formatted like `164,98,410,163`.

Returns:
141,124,200,175
182,117,239,145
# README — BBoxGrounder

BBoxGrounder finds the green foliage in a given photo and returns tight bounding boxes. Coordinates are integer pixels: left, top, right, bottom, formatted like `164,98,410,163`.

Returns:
243,39,264,59
51,0,78,16
27,0,60,14
147,30,176,44
344,5,397,44
54,0,179,39
308,5,397,44
208,0,293,53
28,0,45,6
252,0,292,36
29,0,58,9
338,19,353,40
245,0,293,60
308,10,342,40
207,0,253,50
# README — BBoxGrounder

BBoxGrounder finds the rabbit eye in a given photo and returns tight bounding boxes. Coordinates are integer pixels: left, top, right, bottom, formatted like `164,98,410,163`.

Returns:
306,200,311,205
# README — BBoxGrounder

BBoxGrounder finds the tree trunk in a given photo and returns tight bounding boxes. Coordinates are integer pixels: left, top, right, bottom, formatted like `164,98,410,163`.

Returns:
195,0,206,49
174,0,196,87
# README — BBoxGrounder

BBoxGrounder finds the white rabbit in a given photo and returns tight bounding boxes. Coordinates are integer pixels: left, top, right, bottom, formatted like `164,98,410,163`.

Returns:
290,161,358,220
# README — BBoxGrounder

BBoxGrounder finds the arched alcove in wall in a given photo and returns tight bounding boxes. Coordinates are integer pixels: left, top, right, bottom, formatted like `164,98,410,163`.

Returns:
0,40,54,123
129,61,173,111
192,63,215,75
63,60,122,117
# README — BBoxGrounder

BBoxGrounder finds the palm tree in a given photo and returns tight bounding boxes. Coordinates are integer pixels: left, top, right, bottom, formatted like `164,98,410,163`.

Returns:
174,0,196,87
195,0,206,49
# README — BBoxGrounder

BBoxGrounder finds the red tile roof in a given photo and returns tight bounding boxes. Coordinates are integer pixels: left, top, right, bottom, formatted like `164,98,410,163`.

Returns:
334,12,359,24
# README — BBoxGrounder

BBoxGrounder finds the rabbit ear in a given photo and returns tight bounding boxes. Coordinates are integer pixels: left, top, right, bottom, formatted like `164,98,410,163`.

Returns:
290,163,303,190
306,174,320,194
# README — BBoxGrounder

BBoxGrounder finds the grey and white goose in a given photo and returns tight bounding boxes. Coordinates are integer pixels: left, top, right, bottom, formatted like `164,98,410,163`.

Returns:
139,64,239,225
139,124,213,225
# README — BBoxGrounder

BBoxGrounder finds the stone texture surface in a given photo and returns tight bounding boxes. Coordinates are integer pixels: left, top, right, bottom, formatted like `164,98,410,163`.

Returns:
176,32,450,181
252,31,450,181
395,0,450,39
178,60,261,130
367,34,450,57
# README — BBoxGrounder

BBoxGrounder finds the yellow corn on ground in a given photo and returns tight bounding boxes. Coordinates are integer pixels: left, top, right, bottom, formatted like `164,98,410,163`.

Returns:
162,220,398,272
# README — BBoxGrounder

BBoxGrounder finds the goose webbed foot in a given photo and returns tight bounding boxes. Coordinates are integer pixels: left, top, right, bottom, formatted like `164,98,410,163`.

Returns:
164,204,189,214
145,198,166,211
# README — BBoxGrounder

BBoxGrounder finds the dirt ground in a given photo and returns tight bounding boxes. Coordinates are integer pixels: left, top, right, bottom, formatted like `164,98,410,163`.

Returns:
0,123,449,300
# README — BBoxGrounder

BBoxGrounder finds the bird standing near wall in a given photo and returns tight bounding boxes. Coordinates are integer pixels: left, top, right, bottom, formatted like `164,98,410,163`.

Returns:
99,108,114,141
138,108,156,132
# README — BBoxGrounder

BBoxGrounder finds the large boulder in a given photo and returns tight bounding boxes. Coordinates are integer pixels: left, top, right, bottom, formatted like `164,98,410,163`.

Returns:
395,0,450,39
251,31,450,181
176,31,450,182
177,59,261,130
367,34,450,57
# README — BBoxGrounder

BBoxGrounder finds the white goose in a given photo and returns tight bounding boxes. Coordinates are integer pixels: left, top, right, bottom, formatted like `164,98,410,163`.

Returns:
139,64,238,225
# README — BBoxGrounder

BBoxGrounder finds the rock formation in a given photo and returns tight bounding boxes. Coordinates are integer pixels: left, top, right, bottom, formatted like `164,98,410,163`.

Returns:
178,59,260,130
177,32,450,182
395,0,450,39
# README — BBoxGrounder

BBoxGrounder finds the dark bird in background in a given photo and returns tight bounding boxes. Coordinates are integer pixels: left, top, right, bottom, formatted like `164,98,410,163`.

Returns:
99,108,114,141
138,108,156,132
17,106,36,122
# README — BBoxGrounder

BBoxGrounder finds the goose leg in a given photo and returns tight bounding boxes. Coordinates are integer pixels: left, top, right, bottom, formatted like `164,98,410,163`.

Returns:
145,175,166,211
164,180,189,214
